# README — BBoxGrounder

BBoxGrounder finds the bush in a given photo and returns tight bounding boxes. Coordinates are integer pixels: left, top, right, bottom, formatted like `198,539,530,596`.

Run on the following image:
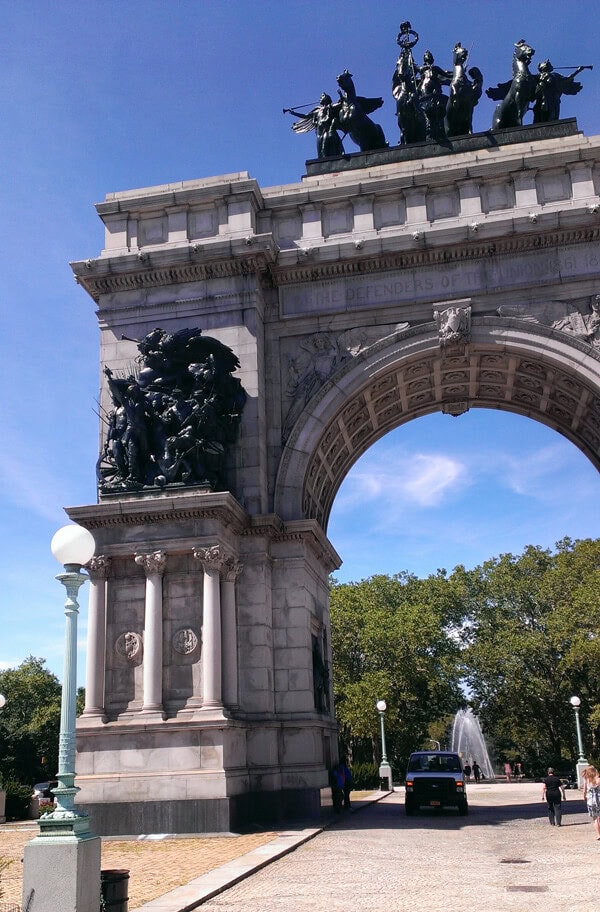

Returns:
350,762,380,790
4,780,32,821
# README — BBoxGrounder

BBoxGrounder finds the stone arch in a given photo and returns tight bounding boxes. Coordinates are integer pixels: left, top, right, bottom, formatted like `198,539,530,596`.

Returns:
275,317,600,529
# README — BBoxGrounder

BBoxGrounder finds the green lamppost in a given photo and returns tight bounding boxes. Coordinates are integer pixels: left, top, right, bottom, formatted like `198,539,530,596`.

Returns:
22,524,102,912
570,695,589,788
0,694,6,824
376,700,393,791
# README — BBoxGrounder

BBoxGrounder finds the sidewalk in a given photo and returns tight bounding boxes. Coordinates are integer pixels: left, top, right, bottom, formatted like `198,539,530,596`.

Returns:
0,792,382,910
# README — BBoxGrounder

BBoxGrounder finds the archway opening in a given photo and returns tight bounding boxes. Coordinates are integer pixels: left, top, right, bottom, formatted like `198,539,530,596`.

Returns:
328,409,600,582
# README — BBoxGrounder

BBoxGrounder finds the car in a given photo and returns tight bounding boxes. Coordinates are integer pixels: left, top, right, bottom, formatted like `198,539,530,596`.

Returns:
404,751,468,815
32,781,58,802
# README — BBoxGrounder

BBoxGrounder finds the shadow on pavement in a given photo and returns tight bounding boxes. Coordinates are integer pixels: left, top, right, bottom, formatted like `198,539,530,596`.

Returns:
328,795,591,831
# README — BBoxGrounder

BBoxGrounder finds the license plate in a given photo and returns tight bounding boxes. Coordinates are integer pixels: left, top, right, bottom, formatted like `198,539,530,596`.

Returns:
430,800,441,806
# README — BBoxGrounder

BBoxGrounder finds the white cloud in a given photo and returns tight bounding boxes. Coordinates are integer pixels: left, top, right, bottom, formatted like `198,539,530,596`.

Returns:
335,450,468,512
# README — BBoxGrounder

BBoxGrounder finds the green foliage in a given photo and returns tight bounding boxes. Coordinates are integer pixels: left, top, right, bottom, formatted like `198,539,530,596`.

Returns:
330,571,464,765
350,762,380,790
4,779,33,821
0,656,62,787
455,538,600,768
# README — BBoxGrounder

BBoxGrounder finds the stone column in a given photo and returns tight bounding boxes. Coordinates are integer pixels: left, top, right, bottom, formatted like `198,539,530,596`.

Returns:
193,545,226,708
135,550,167,715
82,556,110,719
222,558,243,708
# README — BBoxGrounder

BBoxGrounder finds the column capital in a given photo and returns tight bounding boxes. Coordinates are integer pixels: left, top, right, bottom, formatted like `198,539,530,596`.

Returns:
86,555,111,581
223,557,243,582
193,544,227,574
135,550,167,577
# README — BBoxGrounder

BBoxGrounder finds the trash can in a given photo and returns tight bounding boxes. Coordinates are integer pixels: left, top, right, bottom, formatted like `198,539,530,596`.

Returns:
100,869,129,912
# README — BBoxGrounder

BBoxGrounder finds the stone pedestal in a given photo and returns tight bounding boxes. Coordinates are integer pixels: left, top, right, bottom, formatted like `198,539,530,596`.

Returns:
69,492,340,835
22,830,101,912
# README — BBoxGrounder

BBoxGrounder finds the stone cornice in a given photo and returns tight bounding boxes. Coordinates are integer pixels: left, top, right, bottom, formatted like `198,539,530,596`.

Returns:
71,235,279,302
271,225,600,287
66,491,249,533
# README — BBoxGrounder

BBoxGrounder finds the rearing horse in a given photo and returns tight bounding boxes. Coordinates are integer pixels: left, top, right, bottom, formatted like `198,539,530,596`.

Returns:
336,70,387,152
392,46,426,145
486,39,536,130
445,42,483,137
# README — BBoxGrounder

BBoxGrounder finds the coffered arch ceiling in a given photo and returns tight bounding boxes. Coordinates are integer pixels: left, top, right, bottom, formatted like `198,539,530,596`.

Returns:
274,318,600,531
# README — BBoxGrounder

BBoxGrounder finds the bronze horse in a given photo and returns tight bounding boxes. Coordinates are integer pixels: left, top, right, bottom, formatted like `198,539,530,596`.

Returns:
445,42,483,137
487,39,536,130
336,70,387,152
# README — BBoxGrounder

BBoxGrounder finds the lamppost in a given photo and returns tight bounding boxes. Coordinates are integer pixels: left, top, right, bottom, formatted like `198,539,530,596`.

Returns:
22,524,102,912
570,695,589,788
0,694,6,824
428,739,441,751
376,700,393,791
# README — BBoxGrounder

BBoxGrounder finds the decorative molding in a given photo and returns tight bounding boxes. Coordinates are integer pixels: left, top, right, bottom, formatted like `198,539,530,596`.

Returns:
434,304,471,346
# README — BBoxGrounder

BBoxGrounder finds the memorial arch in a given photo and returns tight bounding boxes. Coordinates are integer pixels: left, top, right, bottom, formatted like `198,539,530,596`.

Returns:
276,319,600,529
69,120,600,834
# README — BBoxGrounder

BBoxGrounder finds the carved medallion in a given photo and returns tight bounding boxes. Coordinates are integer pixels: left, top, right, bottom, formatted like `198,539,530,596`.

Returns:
173,628,199,655
115,632,142,660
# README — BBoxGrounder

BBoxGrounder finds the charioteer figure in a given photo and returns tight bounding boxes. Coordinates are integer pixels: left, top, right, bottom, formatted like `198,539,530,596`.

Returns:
533,61,592,123
285,94,346,159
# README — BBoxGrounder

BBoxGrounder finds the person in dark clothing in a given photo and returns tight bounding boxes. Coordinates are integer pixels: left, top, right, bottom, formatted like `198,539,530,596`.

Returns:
472,761,481,783
340,761,352,809
542,767,566,826
463,762,472,781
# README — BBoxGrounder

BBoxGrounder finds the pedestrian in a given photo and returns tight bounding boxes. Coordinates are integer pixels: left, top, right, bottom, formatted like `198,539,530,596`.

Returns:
473,761,481,783
329,764,344,813
515,761,523,779
340,759,352,809
541,767,566,826
504,761,512,782
582,765,600,840
463,762,472,781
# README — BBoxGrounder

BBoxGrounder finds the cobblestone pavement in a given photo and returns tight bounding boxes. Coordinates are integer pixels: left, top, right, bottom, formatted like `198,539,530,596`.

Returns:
1,784,597,911
201,783,598,912
0,824,276,909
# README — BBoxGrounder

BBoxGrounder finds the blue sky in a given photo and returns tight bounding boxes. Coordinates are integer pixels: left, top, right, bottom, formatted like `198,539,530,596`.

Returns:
0,0,599,683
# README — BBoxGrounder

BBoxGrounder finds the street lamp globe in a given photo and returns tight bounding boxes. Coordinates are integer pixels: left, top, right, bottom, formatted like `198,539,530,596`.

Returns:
0,694,6,711
570,695,581,708
50,524,95,569
376,699,387,712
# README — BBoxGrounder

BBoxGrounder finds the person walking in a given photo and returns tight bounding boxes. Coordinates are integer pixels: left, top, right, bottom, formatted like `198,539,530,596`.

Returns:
582,765,600,839
340,759,353,809
473,761,481,783
504,761,512,782
463,762,472,782
541,767,566,826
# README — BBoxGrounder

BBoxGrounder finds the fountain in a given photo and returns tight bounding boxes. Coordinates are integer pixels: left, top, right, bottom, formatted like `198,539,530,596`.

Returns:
451,708,495,780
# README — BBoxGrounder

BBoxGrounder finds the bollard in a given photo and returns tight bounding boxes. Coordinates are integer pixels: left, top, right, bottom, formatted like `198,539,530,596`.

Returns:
100,869,129,912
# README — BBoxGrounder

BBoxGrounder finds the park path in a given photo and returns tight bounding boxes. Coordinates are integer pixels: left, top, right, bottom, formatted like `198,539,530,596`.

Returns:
201,782,598,912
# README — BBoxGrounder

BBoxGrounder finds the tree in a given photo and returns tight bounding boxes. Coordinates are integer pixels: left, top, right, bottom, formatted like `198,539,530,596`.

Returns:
330,572,463,770
455,538,600,771
0,656,62,787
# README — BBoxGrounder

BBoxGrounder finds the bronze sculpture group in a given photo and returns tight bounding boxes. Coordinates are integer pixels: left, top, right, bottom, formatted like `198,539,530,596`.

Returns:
285,21,591,158
97,327,246,493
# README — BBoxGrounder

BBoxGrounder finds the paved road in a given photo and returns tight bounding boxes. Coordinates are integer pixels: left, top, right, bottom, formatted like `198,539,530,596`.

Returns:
202,782,597,912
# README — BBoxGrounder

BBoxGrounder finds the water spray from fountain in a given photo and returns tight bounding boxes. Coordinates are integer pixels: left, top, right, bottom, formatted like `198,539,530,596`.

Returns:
451,708,495,780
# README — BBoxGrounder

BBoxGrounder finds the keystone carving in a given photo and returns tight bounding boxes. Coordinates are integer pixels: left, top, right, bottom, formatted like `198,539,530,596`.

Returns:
434,305,471,345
